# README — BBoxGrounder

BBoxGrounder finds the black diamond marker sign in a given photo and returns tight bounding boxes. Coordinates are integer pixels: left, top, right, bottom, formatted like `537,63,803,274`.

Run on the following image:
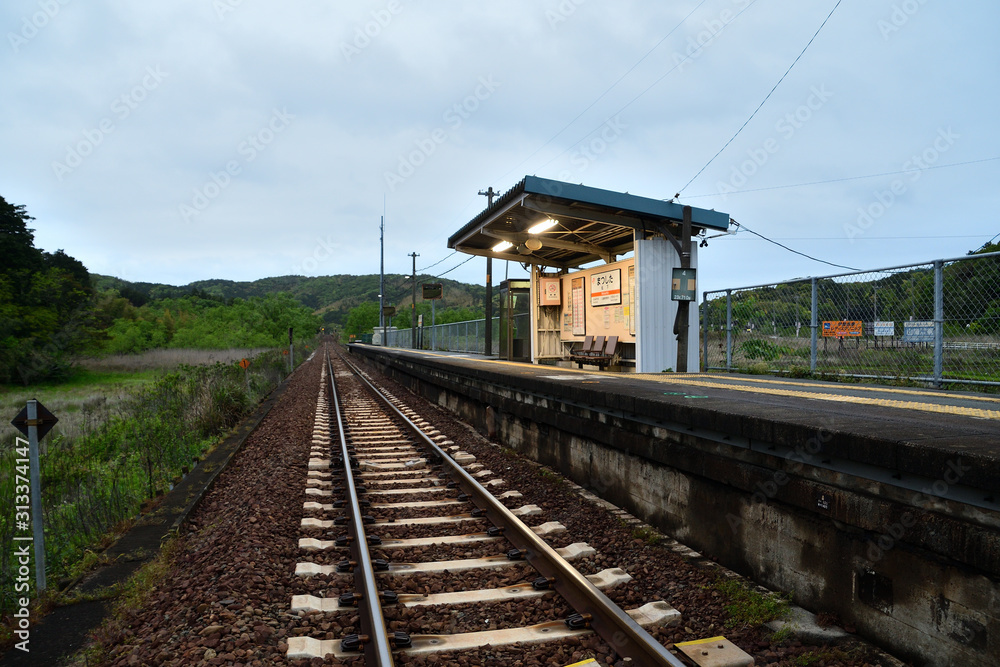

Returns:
11,400,59,440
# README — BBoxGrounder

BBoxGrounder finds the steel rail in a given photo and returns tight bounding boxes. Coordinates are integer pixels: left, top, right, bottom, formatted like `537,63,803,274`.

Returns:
325,352,396,666
338,351,686,666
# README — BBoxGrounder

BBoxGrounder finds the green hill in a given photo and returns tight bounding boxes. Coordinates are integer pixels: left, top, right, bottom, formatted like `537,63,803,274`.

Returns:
91,273,488,327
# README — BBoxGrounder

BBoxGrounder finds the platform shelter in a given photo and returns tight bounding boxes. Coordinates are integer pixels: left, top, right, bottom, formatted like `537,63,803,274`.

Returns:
447,176,729,372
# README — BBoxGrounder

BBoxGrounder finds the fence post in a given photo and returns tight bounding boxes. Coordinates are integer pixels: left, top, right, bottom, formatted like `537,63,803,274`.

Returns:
934,259,944,387
465,321,470,353
810,278,818,373
725,290,733,371
702,294,709,372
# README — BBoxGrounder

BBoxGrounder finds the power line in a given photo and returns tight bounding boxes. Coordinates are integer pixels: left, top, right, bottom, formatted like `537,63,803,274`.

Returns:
435,255,475,279
530,0,761,176
677,0,844,196
492,0,710,185
417,251,457,272
730,234,992,241
683,156,1000,198
731,220,860,271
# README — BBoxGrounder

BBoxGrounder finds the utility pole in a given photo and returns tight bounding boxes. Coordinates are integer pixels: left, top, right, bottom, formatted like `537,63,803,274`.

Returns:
410,252,419,349
479,187,497,355
379,215,385,345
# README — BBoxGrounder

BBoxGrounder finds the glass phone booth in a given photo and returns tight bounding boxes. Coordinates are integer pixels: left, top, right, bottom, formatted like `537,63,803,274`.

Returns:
498,279,531,361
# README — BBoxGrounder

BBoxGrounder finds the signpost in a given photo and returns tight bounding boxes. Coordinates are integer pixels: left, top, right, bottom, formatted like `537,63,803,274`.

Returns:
382,306,396,345
423,284,443,351
673,207,693,372
239,358,250,393
10,400,58,592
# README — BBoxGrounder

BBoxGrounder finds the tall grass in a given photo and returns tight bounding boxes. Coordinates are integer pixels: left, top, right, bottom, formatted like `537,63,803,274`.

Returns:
0,344,311,615
81,347,274,374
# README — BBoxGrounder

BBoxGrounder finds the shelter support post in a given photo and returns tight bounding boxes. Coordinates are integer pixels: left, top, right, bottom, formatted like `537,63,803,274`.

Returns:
673,206,692,372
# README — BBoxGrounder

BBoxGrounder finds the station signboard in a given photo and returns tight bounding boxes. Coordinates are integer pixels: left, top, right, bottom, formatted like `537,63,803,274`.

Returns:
590,268,621,306
822,321,862,337
422,283,443,300
671,268,697,301
903,320,934,342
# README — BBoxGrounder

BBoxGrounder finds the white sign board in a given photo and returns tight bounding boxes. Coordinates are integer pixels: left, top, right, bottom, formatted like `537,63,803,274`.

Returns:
874,321,895,337
903,321,934,343
590,269,621,306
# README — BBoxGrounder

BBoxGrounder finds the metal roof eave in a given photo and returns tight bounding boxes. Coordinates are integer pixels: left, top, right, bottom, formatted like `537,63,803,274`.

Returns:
447,176,730,270
521,176,729,231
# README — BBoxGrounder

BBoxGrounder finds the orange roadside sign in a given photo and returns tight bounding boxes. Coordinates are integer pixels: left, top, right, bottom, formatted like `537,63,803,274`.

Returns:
822,321,862,337
239,358,250,369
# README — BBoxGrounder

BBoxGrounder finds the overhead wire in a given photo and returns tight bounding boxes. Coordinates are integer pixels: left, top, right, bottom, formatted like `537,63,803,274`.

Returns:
491,0,711,185
682,156,1000,198
417,251,458,272
529,0,761,176
730,220,860,271
729,234,992,241
676,0,844,196
434,255,475,278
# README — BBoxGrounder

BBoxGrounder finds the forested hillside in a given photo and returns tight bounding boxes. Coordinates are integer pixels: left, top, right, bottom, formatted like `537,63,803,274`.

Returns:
2,195,492,383
92,273,488,328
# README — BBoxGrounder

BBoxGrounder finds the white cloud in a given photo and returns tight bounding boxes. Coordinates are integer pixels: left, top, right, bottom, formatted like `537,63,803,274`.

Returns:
2,0,998,293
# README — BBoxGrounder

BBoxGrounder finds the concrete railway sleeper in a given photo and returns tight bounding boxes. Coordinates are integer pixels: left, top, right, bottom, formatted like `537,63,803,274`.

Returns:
287,350,690,665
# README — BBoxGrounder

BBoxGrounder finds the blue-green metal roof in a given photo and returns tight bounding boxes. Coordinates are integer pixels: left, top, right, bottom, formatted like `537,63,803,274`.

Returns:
520,176,730,231
448,176,730,269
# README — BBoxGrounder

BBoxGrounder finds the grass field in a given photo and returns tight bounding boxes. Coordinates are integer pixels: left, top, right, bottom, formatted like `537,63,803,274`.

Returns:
0,348,271,447
0,346,303,622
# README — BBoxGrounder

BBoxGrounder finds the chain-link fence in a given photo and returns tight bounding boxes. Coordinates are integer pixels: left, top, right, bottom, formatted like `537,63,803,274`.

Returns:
702,251,1000,388
383,316,523,355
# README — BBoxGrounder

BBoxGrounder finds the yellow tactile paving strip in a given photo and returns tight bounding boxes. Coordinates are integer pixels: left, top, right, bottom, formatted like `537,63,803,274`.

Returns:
650,373,1000,404
396,350,1000,421
634,375,1000,421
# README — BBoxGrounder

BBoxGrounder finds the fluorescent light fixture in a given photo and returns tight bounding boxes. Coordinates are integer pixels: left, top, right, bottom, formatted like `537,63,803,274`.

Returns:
527,218,557,234
492,240,513,252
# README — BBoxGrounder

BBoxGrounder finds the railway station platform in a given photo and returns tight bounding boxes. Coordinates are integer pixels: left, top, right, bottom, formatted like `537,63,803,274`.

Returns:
349,343,1000,667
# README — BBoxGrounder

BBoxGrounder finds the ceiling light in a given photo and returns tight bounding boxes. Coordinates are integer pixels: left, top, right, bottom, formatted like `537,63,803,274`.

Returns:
492,240,513,252
527,218,557,234
524,238,543,251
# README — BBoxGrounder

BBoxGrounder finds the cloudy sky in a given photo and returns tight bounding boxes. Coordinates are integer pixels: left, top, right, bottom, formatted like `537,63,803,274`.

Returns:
3,0,998,295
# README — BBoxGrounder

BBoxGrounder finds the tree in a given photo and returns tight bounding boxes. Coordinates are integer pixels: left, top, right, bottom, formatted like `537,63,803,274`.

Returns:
344,302,380,338
1,196,96,383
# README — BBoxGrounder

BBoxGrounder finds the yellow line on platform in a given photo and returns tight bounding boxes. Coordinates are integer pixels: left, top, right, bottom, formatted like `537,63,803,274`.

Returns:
400,350,1000,418
636,376,1000,420
665,374,1000,404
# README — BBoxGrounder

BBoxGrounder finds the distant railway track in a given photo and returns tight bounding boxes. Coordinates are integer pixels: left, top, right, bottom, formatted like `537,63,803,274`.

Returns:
288,350,684,665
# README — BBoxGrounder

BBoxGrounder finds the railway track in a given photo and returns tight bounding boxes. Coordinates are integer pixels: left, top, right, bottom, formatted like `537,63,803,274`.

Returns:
85,343,895,666
287,350,687,665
